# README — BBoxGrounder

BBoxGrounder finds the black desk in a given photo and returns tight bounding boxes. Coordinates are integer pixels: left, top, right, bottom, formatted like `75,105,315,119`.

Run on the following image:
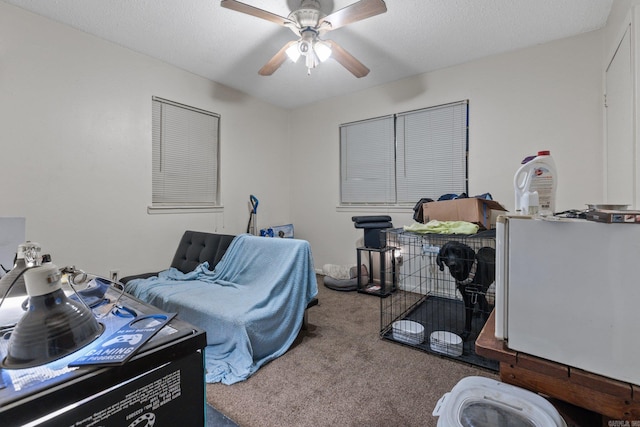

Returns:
0,291,207,426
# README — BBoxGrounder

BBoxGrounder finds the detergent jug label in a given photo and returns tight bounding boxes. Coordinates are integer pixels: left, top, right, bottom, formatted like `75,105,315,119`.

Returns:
529,168,553,209
514,151,556,215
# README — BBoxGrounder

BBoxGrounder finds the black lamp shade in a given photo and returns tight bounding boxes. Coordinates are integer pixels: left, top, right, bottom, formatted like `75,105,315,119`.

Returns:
3,288,103,369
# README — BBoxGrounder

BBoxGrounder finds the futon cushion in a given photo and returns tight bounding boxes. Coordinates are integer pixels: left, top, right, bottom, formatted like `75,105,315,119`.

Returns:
171,231,236,274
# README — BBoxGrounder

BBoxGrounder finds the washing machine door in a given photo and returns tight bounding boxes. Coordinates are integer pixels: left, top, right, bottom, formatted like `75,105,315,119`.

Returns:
433,377,566,427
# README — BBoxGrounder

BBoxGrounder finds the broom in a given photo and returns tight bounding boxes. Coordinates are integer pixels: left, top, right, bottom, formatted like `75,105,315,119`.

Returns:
246,194,259,234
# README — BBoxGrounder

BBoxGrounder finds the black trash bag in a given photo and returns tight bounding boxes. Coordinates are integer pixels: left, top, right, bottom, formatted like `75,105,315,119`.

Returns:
412,198,433,222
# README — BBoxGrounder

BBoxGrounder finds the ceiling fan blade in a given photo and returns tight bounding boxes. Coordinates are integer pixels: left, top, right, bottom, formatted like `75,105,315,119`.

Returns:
320,0,387,31
220,0,295,26
327,40,369,78
259,41,298,76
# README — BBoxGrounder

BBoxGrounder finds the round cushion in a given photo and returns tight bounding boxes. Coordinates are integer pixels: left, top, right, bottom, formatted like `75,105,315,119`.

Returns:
323,275,362,292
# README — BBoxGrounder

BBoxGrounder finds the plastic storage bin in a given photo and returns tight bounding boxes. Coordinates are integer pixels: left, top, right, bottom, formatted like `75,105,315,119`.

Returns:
433,376,566,427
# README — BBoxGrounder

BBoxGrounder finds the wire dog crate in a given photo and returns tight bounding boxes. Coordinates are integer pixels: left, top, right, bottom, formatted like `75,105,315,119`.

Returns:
381,228,498,371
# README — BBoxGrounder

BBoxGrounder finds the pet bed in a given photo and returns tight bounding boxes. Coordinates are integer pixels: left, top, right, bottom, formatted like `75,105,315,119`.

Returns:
323,264,368,292
124,234,318,384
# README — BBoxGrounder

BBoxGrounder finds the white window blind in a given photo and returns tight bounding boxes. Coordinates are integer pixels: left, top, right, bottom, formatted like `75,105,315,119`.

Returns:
396,102,468,203
340,116,396,203
152,97,220,207
340,101,468,205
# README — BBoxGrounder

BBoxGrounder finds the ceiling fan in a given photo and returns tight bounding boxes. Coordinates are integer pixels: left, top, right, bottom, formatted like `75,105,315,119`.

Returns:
220,0,387,77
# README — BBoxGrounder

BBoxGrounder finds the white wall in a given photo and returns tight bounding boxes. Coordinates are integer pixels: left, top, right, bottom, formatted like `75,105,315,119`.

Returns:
1,2,627,274
0,3,291,277
290,31,605,268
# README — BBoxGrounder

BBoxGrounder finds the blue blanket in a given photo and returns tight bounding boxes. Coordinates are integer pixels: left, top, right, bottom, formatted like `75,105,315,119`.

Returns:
125,234,318,384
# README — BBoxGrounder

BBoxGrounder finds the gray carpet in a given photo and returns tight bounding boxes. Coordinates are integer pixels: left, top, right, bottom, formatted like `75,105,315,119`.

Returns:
206,276,498,426
206,403,238,427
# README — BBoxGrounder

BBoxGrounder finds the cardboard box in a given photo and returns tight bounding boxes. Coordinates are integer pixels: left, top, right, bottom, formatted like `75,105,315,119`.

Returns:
422,198,507,229
585,210,640,224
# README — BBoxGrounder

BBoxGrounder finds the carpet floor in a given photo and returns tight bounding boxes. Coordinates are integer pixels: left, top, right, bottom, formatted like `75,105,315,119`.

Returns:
206,276,498,426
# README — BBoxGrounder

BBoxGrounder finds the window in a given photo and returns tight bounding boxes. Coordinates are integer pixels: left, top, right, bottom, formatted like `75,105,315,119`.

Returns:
340,101,468,205
151,97,220,210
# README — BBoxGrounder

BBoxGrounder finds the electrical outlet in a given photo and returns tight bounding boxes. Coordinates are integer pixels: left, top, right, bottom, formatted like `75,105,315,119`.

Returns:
109,270,120,282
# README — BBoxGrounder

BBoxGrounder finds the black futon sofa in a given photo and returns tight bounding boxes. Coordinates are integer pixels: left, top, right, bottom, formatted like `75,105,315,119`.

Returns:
120,230,318,323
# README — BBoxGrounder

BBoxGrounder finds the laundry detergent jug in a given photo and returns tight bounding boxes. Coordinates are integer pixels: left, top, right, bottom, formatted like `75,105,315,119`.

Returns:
514,150,557,216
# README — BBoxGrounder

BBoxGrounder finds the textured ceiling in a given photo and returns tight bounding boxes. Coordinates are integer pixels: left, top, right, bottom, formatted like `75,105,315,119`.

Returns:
3,0,613,109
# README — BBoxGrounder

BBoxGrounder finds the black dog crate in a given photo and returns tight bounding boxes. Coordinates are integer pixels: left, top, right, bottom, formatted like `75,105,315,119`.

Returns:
380,228,498,371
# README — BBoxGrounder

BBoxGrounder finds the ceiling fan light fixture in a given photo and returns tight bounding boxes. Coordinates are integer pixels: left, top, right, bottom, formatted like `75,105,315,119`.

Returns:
221,0,387,78
314,40,332,62
286,42,301,62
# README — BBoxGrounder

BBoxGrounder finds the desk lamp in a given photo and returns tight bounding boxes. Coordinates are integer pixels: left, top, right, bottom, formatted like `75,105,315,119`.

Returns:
2,261,103,368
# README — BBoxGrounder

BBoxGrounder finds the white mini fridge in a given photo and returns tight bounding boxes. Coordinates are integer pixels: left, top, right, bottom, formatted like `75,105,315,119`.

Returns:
494,215,640,386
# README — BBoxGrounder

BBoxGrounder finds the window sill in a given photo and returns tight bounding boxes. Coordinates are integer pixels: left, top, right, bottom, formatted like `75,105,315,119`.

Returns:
336,205,413,213
147,205,224,215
